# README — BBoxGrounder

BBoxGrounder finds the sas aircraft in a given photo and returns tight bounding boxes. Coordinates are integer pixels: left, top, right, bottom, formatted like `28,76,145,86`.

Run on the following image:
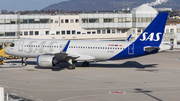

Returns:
5,12,169,70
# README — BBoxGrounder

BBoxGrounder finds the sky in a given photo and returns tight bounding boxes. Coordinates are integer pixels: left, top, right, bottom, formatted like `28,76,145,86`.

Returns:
0,0,69,11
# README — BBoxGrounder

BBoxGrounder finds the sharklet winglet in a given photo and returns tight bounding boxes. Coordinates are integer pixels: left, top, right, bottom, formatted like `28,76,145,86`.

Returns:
61,40,70,53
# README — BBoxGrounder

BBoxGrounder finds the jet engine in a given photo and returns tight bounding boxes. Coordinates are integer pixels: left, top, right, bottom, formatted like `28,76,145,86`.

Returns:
37,55,60,67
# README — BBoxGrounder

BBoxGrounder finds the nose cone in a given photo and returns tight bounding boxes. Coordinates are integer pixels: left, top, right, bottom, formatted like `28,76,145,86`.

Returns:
4,47,9,54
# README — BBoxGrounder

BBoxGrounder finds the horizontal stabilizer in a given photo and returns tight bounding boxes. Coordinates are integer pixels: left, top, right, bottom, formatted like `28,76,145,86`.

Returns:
144,46,160,52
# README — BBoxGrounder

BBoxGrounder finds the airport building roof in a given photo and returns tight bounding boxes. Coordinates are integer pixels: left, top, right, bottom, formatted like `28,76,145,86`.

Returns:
131,4,158,14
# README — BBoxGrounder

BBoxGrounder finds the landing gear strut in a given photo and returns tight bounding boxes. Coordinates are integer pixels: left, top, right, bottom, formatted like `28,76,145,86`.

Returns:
67,59,76,70
22,57,27,66
68,64,76,70
82,61,89,67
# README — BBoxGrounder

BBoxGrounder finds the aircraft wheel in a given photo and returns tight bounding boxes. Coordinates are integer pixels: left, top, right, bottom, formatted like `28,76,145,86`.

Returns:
82,62,89,67
68,64,76,70
23,63,27,66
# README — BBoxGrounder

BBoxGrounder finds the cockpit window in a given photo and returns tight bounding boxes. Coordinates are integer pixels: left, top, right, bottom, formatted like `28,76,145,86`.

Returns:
10,43,15,47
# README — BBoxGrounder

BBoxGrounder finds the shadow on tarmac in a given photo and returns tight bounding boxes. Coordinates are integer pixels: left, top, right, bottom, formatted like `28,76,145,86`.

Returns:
35,61,158,71
5,60,37,66
87,61,158,69
4,60,158,71
135,88,163,101
35,66,66,71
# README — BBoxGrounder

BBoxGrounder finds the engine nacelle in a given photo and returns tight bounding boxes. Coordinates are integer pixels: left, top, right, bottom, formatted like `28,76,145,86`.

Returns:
37,55,59,67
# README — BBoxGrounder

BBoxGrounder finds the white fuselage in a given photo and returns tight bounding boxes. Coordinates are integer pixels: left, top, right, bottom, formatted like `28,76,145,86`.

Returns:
5,39,132,61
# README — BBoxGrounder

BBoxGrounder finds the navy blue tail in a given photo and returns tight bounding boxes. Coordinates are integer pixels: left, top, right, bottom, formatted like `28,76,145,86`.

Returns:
109,13,168,60
134,12,169,47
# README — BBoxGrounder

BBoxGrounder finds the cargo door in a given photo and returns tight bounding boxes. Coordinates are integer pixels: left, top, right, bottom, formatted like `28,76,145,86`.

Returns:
128,43,134,55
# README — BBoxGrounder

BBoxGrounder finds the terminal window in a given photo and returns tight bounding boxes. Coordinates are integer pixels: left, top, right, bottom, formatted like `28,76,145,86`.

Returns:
61,19,64,23
62,31,65,35
70,19,74,23
5,32,15,36
77,31,81,34
92,31,96,34
102,30,106,34
51,19,53,23
112,29,115,33
75,19,79,23
97,30,101,34
24,31,28,36
55,19,58,23
67,31,70,34
72,30,76,34
107,29,111,34
67,31,71,34
56,31,60,35
65,19,69,23
35,31,39,35
82,19,88,23
46,31,49,35
29,19,34,23
29,31,33,35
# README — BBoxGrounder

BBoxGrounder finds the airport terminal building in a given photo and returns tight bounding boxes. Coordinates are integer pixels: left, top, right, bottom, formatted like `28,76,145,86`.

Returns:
0,4,179,48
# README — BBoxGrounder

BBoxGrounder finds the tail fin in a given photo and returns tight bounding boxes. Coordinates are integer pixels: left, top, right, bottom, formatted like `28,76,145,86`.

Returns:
134,12,168,47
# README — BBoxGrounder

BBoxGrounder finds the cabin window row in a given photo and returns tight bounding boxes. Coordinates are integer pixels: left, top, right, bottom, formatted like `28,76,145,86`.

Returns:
24,45,125,50
68,46,125,50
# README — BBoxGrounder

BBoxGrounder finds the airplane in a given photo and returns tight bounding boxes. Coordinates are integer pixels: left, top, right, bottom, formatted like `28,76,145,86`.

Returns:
4,12,169,70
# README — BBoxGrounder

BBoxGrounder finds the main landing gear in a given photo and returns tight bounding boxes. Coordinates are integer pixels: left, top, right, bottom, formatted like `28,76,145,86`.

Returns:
82,61,89,67
68,64,76,70
67,60,90,70
67,59,76,70
22,57,27,66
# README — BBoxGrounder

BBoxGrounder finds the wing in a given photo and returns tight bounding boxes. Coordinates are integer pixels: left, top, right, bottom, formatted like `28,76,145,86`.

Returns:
44,40,95,61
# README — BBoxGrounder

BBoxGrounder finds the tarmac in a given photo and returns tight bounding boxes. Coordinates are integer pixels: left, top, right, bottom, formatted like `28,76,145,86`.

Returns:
0,49,180,101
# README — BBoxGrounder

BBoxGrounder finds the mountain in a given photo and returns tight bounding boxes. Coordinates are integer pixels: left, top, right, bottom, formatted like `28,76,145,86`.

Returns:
42,0,180,11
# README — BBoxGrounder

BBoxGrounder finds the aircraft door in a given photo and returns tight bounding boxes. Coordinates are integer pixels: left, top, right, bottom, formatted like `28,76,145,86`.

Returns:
18,41,24,51
128,43,134,55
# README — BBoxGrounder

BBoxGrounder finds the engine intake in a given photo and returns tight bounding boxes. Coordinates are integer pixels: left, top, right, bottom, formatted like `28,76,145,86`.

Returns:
37,55,60,67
